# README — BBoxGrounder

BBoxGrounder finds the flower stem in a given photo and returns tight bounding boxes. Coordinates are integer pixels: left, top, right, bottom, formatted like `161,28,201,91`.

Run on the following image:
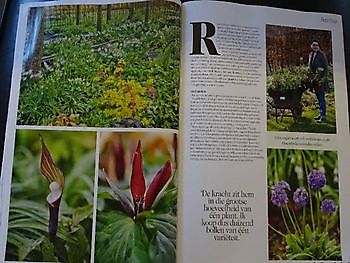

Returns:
300,151,315,232
307,183,315,232
302,206,306,231
292,208,302,234
268,224,286,237
281,207,291,233
274,150,278,182
286,205,298,234
316,190,320,230
325,216,329,233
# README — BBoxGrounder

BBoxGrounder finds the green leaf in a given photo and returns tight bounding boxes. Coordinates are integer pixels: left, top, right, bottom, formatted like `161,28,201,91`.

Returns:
18,237,44,261
303,224,313,246
142,212,176,262
72,204,93,226
96,211,151,263
288,252,314,260
144,214,176,241
152,184,177,214
149,231,176,263
8,218,48,232
286,234,303,254
66,226,90,263
97,191,115,200
41,237,59,262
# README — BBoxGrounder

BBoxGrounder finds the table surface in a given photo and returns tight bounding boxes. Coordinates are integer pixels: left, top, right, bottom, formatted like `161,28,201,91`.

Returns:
0,0,349,169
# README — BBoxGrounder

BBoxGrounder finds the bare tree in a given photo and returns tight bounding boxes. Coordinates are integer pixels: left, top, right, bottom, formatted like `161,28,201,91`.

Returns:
145,2,150,23
128,3,135,21
97,5,102,32
75,5,80,25
25,8,46,76
107,4,112,23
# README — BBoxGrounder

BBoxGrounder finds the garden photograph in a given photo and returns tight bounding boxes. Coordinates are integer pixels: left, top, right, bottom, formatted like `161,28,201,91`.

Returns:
267,148,341,260
17,1,180,129
266,25,336,134
5,129,96,262
95,132,177,263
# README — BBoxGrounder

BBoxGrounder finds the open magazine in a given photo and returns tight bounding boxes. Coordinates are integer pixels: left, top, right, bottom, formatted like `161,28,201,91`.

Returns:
0,0,349,262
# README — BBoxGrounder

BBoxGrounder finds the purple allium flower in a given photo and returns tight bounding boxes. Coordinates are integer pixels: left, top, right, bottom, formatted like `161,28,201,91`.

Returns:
307,170,326,190
321,199,336,213
293,187,309,207
271,188,289,207
274,180,291,191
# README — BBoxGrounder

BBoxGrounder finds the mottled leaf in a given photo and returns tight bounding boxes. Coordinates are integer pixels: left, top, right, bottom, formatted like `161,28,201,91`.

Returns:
104,171,134,217
96,211,150,263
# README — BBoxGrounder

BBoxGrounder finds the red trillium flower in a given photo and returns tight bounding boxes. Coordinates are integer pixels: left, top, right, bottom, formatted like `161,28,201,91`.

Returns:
105,140,173,218
40,135,64,239
129,140,172,217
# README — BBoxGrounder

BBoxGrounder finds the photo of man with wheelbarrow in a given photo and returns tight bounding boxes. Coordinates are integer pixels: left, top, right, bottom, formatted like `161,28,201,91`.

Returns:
266,24,336,134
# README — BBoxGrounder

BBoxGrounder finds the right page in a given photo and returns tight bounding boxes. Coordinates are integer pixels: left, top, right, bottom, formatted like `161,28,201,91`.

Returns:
179,1,350,262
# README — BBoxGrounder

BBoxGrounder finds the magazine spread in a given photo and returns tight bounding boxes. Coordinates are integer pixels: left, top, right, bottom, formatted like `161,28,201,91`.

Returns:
0,0,349,262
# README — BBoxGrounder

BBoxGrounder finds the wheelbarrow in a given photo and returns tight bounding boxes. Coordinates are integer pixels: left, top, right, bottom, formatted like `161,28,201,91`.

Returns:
267,84,308,122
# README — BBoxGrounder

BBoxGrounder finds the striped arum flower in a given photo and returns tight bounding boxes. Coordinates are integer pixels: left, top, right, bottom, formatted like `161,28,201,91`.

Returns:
40,136,64,239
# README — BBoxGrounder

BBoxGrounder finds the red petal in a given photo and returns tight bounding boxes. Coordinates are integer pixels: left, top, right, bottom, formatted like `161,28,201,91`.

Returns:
144,160,172,210
173,133,177,164
111,139,125,181
130,140,146,206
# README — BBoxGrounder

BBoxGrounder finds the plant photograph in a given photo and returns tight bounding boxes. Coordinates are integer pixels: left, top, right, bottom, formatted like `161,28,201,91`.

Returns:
267,148,341,260
96,132,177,263
266,25,336,134
17,1,180,129
5,129,96,262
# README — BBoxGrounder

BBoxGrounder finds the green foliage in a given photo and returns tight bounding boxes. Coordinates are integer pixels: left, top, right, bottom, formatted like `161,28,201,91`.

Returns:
267,65,309,91
6,200,92,262
285,225,341,260
94,64,152,127
96,175,177,263
96,210,176,263
18,39,102,126
18,5,180,128
267,65,334,92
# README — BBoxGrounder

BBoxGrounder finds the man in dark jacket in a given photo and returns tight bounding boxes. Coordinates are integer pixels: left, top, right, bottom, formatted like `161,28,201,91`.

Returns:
308,40,329,122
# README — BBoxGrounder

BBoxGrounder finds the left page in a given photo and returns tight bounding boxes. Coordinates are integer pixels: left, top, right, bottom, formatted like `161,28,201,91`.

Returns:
0,1,180,262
